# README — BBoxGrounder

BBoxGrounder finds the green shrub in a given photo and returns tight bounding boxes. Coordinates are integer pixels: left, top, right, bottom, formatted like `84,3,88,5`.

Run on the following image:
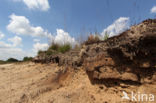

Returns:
23,57,33,61
7,58,19,62
48,43,71,53
0,60,6,64
46,49,57,55
37,43,72,57
58,44,71,53
37,50,46,55
48,43,59,51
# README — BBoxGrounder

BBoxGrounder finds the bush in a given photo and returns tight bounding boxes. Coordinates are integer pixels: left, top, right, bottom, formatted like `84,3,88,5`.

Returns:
48,43,71,54
46,49,57,55
37,43,72,57
7,58,19,62
48,43,59,51
37,50,46,55
46,43,59,55
23,57,33,61
58,44,71,53
0,60,5,64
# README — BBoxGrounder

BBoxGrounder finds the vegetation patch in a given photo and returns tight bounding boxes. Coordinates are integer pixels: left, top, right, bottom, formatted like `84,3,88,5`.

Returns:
23,57,33,62
38,43,72,56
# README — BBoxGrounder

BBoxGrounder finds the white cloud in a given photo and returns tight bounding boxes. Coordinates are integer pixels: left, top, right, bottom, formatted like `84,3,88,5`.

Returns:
7,14,77,47
7,14,52,38
0,41,12,48
151,6,156,13
0,31,33,60
52,29,77,46
101,17,130,37
33,39,40,42
14,0,50,11
0,31,5,39
0,47,25,60
0,41,33,60
33,42,49,52
8,36,22,47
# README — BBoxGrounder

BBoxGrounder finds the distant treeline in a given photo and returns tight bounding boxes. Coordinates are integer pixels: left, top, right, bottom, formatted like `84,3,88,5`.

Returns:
0,57,33,64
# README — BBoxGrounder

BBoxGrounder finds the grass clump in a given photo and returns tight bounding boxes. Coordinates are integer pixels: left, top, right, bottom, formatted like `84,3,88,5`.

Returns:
103,32,109,40
85,34,100,44
48,44,59,51
47,43,71,54
58,44,71,53
37,43,71,56
23,57,33,61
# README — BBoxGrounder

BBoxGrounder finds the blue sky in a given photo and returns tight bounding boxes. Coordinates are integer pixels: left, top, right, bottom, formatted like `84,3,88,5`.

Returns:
0,0,156,60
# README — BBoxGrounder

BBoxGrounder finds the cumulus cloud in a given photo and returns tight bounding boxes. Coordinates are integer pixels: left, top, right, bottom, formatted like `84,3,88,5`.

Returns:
14,0,50,11
8,36,22,47
33,39,40,42
101,17,130,37
0,31,5,39
7,14,77,47
7,14,52,38
0,41,32,60
33,42,49,52
151,6,156,13
0,47,26,60
51,29,77,46
0,32,33,60
0,41,12,48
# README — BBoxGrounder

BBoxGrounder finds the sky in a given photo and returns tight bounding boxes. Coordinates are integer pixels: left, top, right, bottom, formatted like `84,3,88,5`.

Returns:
0,0,156,60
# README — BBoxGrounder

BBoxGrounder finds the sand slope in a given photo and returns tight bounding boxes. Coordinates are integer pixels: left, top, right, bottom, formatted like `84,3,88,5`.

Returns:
0,62,156,103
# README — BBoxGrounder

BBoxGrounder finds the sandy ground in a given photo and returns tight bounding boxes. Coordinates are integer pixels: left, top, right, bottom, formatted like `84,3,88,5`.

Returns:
0,62,156,103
